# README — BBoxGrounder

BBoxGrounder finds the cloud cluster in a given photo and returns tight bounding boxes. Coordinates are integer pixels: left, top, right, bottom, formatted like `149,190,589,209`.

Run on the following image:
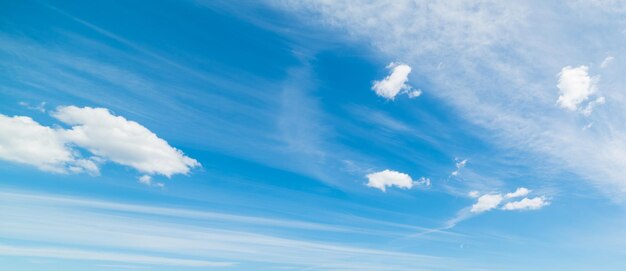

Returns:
556,65,604,115
0,106,199,180
365,169,430,192
371,62,420,100
469,187,549,213
276,1,626,199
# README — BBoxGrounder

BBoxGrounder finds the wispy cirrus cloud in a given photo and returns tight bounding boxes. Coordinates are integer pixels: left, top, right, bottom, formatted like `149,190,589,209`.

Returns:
273,0,626,200
0,191,464,271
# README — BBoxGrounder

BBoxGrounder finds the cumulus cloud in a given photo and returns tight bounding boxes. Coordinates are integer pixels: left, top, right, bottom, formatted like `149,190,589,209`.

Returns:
470,187,548,214
502,197,549,211
505,187,530,198
365,169,429,192
0,106,199,181
0,114,98,174
556,65,598,111
53,106,200,177
371,62,418,100
470,194,503,213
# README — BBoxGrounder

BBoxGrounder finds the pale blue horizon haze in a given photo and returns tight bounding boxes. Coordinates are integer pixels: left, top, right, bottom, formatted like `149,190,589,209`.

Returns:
1,1,626,270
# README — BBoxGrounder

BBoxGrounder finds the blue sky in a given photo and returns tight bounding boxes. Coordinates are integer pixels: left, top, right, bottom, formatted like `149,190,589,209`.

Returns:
2,0,626,270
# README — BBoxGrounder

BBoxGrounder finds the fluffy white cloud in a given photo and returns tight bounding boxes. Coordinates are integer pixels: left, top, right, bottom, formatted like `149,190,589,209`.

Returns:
53,106,200,177
470,188,548,213
505,187,530,198
470,194,503,213
502,197,549,211
556,65,598,111
365,169,428,192
0,106,199,181
371,62,416,100
0,114,97,174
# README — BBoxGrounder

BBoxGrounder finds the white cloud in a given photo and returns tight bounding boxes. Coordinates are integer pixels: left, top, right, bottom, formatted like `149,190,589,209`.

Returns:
274,0,626,199
0,114,97,174
19,101,46,113
451,158,467,177
0,106,199,180
470,188,547,214
138,175,152,185
52,106,200,177
138,175,165,188
371,62,416,100
502,197,549,211
468,191,480,198
556,65,598,111
470,194,503,213
365,169,428,192
581,96,606,116
505,187,530,198
407,89,422,99
415,176,431,187
600,56,614,68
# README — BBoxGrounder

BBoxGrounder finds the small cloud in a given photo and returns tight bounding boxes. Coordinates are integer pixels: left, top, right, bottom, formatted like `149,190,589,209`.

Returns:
505,187,530,198
502,197,550,211
468,191,480,198
415,176,431,187
581,96,605,116
19,101,46,113
556,65,599,111
470,194,503,213
470,187,548,214
138,175,152,185
600,56,614,68
371,62,419,100
450,158,467,177
407,89,422,99
365,169,429,192
138,175,165,188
